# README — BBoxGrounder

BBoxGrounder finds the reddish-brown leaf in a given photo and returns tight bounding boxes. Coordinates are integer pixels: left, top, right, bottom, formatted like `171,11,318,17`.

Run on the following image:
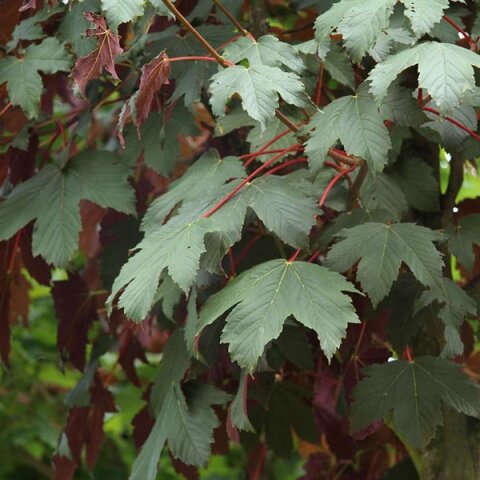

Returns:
79,200,105,259
7,133,37,185
64,374,116,469
52,454,76,480
134,52,170,129
0,0,22,43
52,274,97,371
70,12,123,96
0,234,23,366
20,224,51,285
118,325,148,387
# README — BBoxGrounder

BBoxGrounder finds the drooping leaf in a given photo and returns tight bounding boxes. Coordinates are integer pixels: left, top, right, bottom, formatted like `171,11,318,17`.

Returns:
305,86,391,173
326,222,445,306
360,173,408,221
199,259,359,370
369,42,480,112
379,84,426,127
209,64,307,130
0,151,135,267
446,214,480,272
390,158,440,212
52,275,97,371
351,356,480,448
133,52,171,129
0,37,72,118
70,12,123,96
131,331,228,479
107,216,223,321
265,382,317,458
230,371,254,433
416,278,477,357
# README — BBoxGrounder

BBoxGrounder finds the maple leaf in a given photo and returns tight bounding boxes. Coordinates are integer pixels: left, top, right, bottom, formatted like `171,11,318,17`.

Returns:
304,85,391,173
199,259,359,370
326,222,445,307
369,41,480,112
130,332,229,479
0,37,72,118
446,214,480,272
223,34,305,71
142,149,245,232
70,12,124,96
0,151,135,267
209,64,308,130
133,52,171,129
107,216,224,321
315,0,454,61
351,356,480,448
52,275,97,371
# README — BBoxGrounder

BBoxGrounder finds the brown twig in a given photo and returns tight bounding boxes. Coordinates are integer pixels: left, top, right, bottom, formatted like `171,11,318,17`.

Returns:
162,0,232,67
213,0,250,37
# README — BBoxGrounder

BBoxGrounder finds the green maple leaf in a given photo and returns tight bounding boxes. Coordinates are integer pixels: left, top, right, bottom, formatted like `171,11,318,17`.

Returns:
246,175,319,248
390,157,440,213
0,37,72,118
360,173,408,221
141,150,245,233
130,332,229,480
369,41,480,112
446,214,480,272
101,0,144,27
0,151,135,267
304,86,391,173
107,216,223,321
198,259,359,370
416,278,477,357
223,34,305,71
315,0,455,61
351,356,480,448
403,0,451,37
326,222,445,306
209,64,307,130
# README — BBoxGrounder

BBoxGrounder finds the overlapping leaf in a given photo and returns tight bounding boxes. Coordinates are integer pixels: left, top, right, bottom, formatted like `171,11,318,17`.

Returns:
130,332,229,480
199,259,360,370
351,356,480,448
315,0,454,61
0,37,72,118
416,278,477,357
107,215,222,321
209,64,307,130
326,222,444,306
223,34,305,71
141,150,245,232
0,151,135,267
304,87,391,173
446,214,480,271
369,41,480,112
